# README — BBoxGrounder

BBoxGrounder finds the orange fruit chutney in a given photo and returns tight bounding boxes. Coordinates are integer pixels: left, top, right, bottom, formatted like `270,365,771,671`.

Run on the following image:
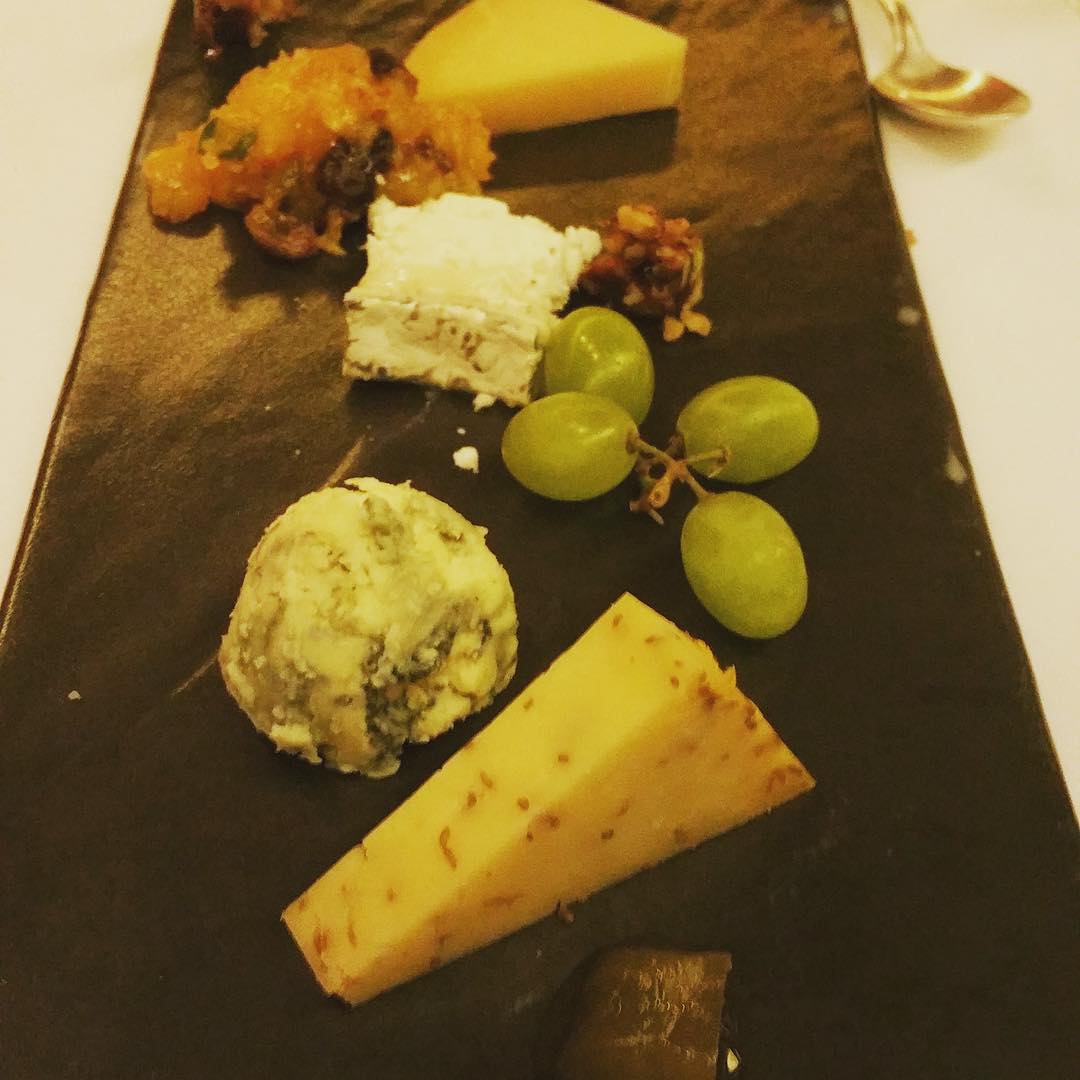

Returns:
142,44,493,257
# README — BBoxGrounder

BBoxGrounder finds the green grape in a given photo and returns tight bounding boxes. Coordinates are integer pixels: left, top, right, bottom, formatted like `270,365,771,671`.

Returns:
676,375,819,483
542,307,655,424
501,392,639,501
680,492,807,638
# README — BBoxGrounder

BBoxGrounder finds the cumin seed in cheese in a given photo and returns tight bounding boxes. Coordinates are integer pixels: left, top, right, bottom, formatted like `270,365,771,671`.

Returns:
218,478,517,777
343,194,601,406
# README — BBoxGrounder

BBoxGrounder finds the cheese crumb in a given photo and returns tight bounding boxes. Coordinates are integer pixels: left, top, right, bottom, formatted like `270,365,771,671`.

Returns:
945,448,969,485
453,446,480,473
67,690,82,702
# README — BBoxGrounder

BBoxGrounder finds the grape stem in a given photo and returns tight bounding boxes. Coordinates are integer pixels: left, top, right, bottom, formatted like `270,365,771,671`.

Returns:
628,434,726,523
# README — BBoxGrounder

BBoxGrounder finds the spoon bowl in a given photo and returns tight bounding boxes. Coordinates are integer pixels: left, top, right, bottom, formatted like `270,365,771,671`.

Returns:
871,0,1031,128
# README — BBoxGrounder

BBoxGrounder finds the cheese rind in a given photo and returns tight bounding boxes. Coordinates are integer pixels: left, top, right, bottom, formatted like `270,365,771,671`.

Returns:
282,593,814,1004
406,0,688,134
344,298,541,406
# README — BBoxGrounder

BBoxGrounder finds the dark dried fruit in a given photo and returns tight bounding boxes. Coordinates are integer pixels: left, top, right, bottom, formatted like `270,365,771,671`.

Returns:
316,134,394,209
368,47,400,79
194,1,300,59
244,201,320,260
196,6,251,57
557,947,733,1080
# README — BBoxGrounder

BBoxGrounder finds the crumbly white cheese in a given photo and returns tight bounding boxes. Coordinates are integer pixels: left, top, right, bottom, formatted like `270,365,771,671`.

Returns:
218,478,517,777
344,194,601,406
452,445,479,473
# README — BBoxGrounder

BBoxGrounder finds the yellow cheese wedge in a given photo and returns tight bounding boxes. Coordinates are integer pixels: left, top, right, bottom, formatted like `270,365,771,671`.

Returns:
405,0,687,134
282,593,814,1005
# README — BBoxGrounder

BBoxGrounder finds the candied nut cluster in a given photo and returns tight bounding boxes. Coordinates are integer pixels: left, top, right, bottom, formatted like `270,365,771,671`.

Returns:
142,45,493,258
194,0,301,58
580,204,711,342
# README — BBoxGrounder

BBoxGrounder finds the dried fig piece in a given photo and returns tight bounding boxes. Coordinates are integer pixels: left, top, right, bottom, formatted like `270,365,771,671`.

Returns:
194,0,301,59
557,946,733,1080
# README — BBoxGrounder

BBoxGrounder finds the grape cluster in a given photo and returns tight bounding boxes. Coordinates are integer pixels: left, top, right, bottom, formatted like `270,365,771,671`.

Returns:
501,308,818,639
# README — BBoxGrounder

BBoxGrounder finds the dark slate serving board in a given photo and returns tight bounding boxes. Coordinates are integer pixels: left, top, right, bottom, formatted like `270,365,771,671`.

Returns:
2,2,1077,1077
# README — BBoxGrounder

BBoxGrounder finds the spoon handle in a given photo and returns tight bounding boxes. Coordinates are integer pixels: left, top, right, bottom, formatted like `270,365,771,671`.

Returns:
876,0,929,67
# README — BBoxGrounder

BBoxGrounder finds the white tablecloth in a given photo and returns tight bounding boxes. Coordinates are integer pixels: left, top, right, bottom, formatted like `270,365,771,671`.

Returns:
1,1,1077,811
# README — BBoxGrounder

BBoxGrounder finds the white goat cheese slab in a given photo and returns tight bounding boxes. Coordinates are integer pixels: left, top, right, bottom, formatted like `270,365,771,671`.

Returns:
344,194,601,406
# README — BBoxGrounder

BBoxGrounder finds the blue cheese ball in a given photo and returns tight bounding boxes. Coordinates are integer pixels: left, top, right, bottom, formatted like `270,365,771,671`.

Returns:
219,478,518,777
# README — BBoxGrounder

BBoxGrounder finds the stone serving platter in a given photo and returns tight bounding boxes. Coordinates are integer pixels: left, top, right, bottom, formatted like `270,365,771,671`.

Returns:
2,2,1076,1077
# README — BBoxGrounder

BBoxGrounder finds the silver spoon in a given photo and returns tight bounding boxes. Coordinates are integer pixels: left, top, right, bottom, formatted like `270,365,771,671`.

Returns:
871,0,1031,128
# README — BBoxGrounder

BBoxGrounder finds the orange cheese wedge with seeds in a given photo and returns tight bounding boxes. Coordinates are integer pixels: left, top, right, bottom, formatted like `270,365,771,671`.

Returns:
283,593,814,1004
